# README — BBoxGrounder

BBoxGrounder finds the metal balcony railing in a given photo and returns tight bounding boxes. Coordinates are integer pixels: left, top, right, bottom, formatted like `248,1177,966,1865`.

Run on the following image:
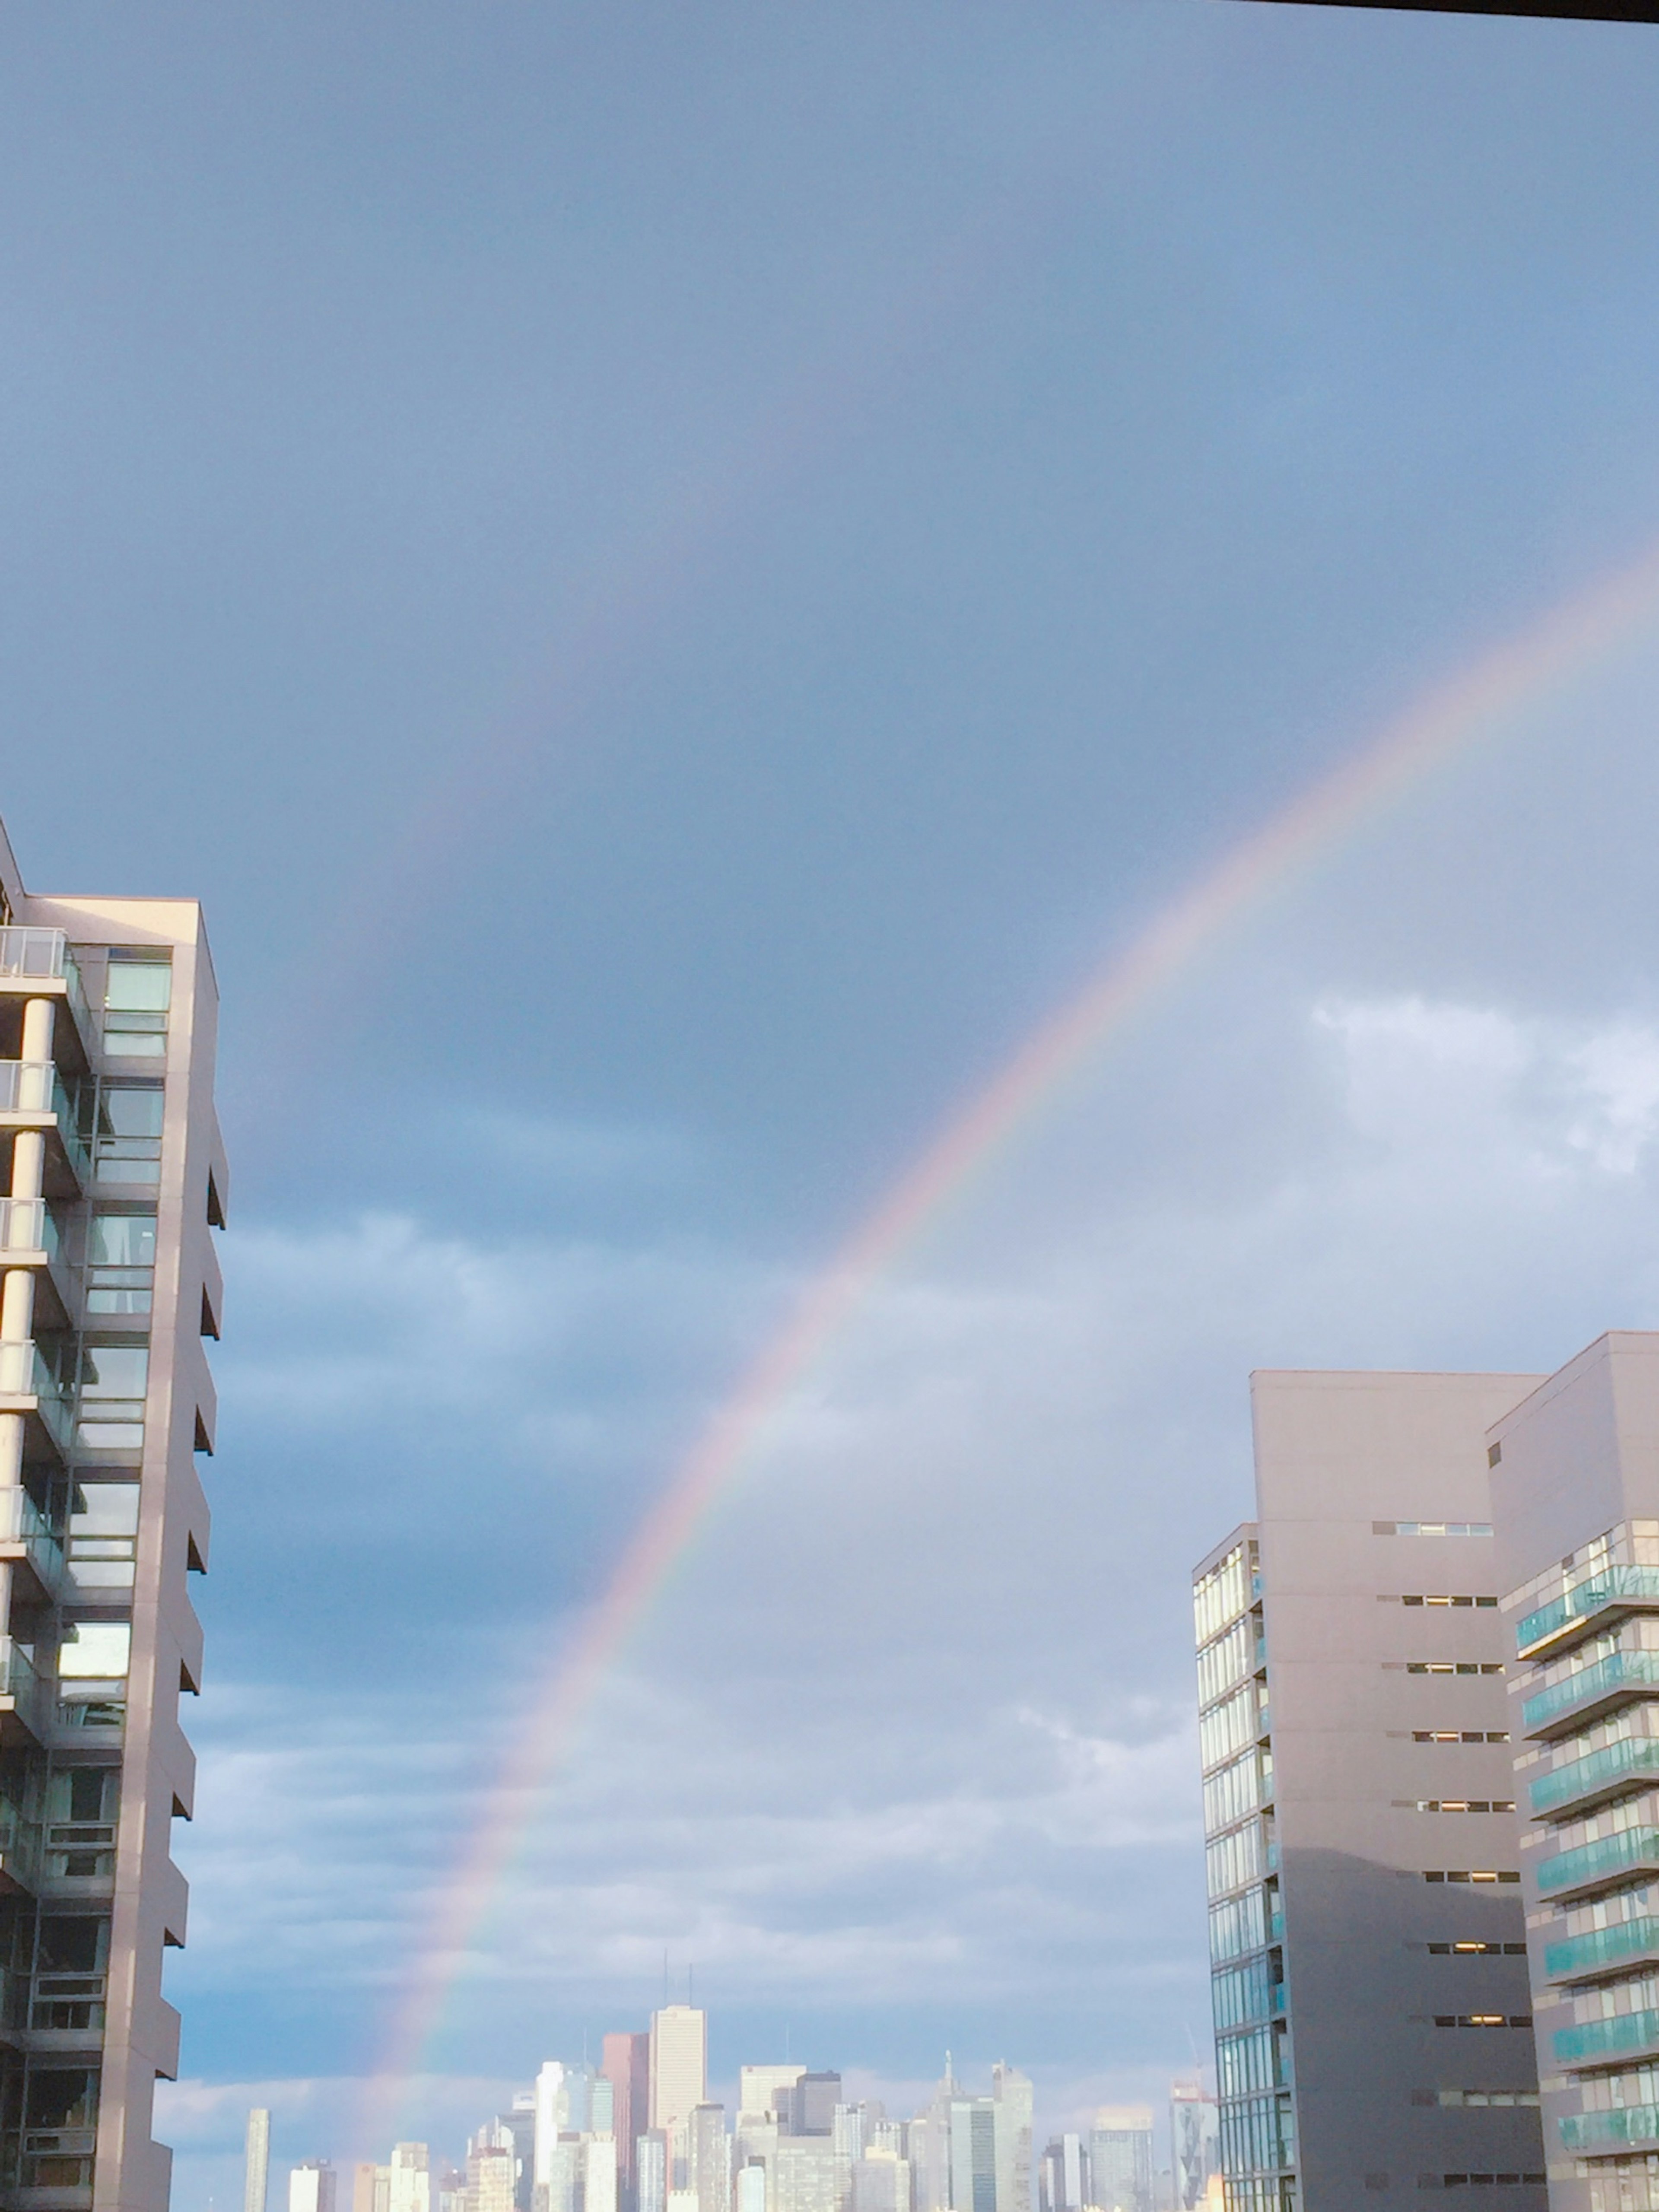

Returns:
1523,1647,1659,1731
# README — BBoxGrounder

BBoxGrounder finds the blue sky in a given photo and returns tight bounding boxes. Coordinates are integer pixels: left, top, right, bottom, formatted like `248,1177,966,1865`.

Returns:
10,0,1659,2198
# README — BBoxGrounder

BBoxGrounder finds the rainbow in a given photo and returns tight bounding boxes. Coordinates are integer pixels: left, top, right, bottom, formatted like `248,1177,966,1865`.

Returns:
363,532,1659,2131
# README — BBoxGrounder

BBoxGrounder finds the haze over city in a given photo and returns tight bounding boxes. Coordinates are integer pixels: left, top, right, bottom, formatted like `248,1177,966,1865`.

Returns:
9,2,1659,2208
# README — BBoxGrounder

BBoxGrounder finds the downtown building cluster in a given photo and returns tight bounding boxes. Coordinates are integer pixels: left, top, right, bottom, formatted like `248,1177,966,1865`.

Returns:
254,2029,1220,2212
1193,1333,1659,2212
249,2015,1045,2212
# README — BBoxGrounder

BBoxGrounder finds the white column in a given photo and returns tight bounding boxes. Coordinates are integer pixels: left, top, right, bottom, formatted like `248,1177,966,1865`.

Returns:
19,995,54,1065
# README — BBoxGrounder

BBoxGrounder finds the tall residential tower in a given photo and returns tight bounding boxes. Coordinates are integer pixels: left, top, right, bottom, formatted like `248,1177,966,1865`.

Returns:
1194,1370,1547,2209
0,817,225,2212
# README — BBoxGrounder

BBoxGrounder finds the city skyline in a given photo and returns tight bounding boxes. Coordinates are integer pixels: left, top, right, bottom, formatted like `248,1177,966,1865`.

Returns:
8,6,1659,2211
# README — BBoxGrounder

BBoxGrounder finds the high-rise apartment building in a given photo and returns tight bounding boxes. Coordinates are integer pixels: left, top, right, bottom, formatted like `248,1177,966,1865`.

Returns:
0,820,225,2211
1194,1370,1551,2206
1086,2111,1151,2212
1489,1330,1659,2208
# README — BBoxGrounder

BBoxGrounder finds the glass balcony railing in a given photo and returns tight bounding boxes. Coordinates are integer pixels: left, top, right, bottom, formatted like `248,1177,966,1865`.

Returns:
1562,2106,1659,2152
1532,1737,1659,1817
1547,1915,1659,1981
0,1341,72,1451
0,1061,92,1179
1538,1826,1659,1897
1523,1649,1659,1731
0,1489,64,1591
0,1200,44,1256
1519,1567,1659,1657
1556,2007,1659,2065
0,1638,47,1738
0,929,65,982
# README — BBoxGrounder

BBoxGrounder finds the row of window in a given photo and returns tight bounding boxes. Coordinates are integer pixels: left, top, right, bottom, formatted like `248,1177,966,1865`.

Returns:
1423,1872,1521,1884
1427,1943,1528,1956
1430,2016,1532,2029
1400,1802,1517,1815
1374,1522,1494,1538
1398,1596,1499,1609
1407,1664,1506,1677
1417,1732,1510,1744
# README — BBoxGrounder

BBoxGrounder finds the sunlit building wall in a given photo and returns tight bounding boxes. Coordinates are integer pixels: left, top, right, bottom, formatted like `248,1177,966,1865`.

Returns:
1194,1370,1546,2210
0,820,226,2212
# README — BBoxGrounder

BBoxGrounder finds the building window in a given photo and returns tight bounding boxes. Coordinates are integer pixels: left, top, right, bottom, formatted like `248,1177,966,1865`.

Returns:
85,1209,156,1314
92,1084,163,1183
102,952,170,1057
66,1484,139,1592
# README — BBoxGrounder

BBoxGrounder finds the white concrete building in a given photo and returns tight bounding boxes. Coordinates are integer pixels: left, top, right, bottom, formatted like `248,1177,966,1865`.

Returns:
0,815,226,2212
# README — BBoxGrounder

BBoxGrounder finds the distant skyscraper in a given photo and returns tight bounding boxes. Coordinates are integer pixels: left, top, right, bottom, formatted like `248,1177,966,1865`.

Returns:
1037,2136,1084,2212
690,2105,728,2212
390,2145,432,2212
351,2162,388,2212
468,2143,518,2212
780,2075,840,2138
1165,2088,1216,2212
291,2164,339,2212
735,2165,767,2212
850,2148,910,2212
584,2136,620,2212
1087,2113,1151,2212
649,2008,708,2135
990,2065,1032,2212
637,2130,668,2212
246,2110,273,2212
536,2064,570,2198
604,2034,651,2197
739,2068,804,2125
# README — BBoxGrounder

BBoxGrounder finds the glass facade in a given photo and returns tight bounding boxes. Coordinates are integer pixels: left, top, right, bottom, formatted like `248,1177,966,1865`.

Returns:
1512,1520,1659,2202
1193,1533,1296,2212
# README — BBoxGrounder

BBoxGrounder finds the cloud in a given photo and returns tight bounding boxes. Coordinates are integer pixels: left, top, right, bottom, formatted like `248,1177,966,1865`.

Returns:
175,989,1659,2186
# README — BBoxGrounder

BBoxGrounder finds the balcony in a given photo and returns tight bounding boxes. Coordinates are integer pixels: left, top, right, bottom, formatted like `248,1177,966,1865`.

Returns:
0,1340,72,1458
1531,1736,1659,1820
1555,2006,1659,2066
0,1638,48,1746
1518,1567,1659,1660
0,929,95,1072
0,1062,89,1195
1547,1915,1659,1983
1537,1825,1659,1900
0,1489,64,1603
1562,2106,1659,2153
1522,1648,1659,1736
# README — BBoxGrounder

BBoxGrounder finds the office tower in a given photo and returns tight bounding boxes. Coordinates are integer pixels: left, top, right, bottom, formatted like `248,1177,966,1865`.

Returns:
949,2098,997,2212
605,2037,651,2187
768,2141,839,2212
391,2145,433,2212
741,2070,805,2126
247,2110,273,2212
850,2148,910,2212
1037,2136,1085,2212
779,2075,842,2139
990,2064,1031,2212
291,2164,340,2212
637,2131,668,2212
469,2143,518,2212
649,2009,708,2136
736,2166,767,2212
1490,1330,1659,2206
537,2066,570,2200
585,2137,620,2212
1193,1371,1548,2207
689,2106,727,2212
1087,2113,1151,2212
1166,2087,1217,2212
0,823,226,2209
353,2164,387,2212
